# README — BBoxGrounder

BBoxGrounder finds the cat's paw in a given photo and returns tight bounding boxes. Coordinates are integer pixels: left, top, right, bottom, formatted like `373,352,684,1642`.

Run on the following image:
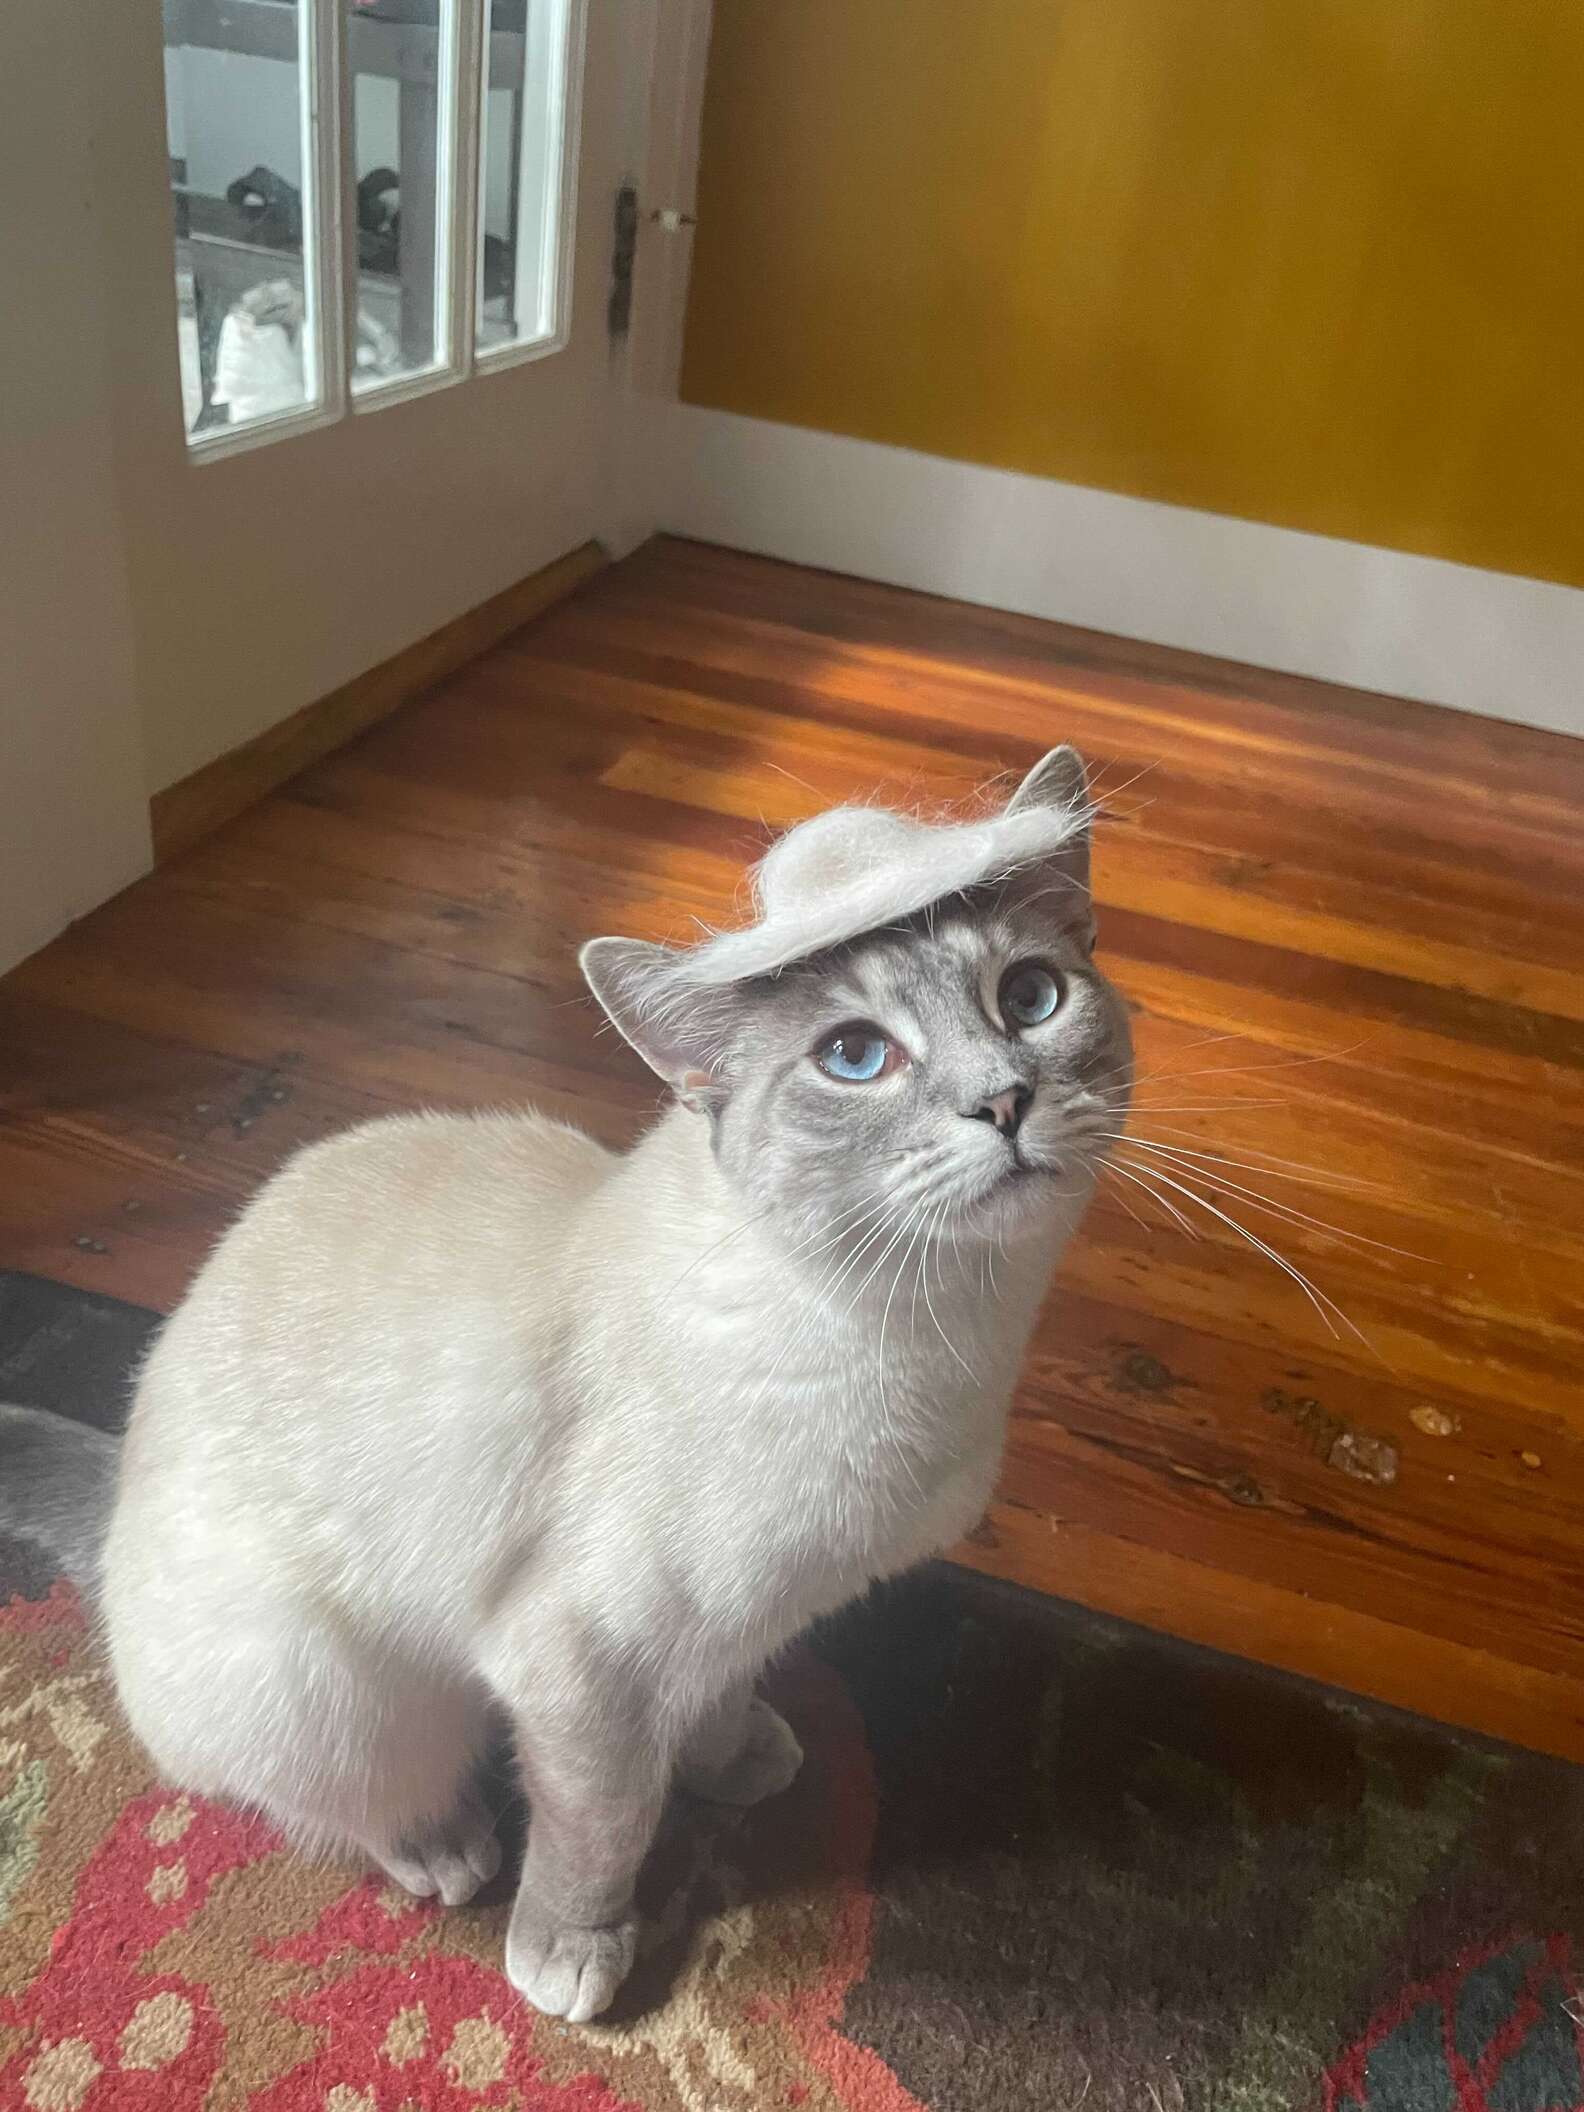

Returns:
506,1902,639,2023
682,1698,804,1807
378,1808,502,1907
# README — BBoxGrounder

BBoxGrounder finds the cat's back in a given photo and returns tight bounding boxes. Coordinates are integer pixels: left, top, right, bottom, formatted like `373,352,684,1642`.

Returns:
230,1105,609,1276
270,1105,609,1225
109,1109,616,1648
135,1107,612,1434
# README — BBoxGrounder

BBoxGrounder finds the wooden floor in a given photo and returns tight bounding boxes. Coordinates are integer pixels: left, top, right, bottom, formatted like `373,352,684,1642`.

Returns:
4,537,1583,1758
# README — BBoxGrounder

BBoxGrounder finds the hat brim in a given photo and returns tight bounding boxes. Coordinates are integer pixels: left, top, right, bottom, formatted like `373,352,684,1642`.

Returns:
679,803,1084,987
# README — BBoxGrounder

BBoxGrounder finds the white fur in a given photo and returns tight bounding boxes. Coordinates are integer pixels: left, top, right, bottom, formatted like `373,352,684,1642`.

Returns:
102,1101,1085,2009
98,747,1114,2023
683,797,1088,985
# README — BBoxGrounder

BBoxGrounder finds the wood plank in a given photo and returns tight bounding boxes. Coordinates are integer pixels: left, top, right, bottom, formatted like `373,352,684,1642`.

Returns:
4,533,1583,1759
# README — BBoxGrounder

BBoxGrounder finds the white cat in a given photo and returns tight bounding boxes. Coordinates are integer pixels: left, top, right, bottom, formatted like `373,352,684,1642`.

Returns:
1,747,1130,2022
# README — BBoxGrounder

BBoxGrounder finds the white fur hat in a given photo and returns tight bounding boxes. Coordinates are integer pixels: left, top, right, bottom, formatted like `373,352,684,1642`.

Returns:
582,747,1093,1088
676,745,1092,988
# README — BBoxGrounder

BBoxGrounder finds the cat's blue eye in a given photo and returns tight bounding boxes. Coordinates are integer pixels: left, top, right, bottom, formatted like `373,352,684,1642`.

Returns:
815,1024,896,1083
1000,961,1063,1029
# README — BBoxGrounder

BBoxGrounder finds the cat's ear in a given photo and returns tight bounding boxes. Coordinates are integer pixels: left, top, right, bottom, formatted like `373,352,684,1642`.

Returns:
1006,744,1090,825
580,937,731,1108
1003,745,1095,942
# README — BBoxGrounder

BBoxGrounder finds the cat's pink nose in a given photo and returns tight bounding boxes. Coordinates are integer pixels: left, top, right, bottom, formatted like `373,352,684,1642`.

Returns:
967,1085,1032,1138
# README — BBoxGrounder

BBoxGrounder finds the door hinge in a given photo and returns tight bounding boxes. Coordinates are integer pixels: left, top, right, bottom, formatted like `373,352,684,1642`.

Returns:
608,181,639,340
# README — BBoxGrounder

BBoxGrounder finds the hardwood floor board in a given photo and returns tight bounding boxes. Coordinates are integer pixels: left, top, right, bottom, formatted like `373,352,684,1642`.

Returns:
9,892,655,1129
3,535,1580,1757
555,572,1572,797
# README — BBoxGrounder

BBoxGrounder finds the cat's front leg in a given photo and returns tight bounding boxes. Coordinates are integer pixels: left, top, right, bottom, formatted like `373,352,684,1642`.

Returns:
499,1659,671,2023
677,1678,804,1807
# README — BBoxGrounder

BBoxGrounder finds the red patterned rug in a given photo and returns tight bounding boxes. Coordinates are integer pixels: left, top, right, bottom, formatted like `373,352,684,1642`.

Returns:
4,1270,1584,2112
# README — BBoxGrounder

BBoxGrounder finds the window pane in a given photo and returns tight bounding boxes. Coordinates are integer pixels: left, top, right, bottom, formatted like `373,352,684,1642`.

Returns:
163,0,318,439
348,0,449,392
479,0,572,354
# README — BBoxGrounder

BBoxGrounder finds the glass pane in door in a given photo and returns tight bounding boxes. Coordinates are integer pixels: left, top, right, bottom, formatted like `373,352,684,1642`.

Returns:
478,0,574,354
348,0,451,392
162,0,319,439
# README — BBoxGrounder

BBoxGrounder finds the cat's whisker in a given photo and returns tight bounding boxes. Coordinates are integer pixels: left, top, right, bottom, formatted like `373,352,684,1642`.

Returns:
1103,1159,1201,1240
921,1199,949,1318
1108,1140,1432,1263
789,1217,889,1282
835,1196,924,1301
742,1211,899,1419
877,1211,932,1413
784,1191,896,1270
1101,1173,1157,1236
1123,1132,1393,1199
844,1209,921,1323
1111,1131,1397,1207
944,1204,967,1290
1114,1154,1377,1356
792,1192,887,1247
757,759,824,799
823,1205,907,1308
1087,758,1160,807
1089,1028,1247,1084
907,1206,934,1334
1081,1028,1256,1097
1105,1098,1293,1116
1142,1123,1394,1193
660,1207,777,1295
920,1200,977,1382
1110,1035,1378,1099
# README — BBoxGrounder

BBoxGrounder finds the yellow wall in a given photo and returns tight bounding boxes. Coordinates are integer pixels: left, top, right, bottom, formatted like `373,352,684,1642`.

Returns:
681,1,1584,590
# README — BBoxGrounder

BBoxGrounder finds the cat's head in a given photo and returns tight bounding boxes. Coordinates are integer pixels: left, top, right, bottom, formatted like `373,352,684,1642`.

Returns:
582,748,1131,1253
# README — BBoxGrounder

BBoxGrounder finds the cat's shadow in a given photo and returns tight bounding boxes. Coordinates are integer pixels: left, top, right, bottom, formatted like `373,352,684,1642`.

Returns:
587,1562,1463,2023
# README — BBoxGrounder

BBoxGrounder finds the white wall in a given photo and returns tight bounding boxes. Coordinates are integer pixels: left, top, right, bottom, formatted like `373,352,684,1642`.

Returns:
0,0,154,975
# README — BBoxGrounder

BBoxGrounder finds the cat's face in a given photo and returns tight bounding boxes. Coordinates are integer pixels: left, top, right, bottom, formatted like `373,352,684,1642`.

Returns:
583,747,1130,1258
710,885,1131,1251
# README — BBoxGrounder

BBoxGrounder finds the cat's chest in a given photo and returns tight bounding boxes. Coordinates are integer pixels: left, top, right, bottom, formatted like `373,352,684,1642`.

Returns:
716,1334,1011,1572
701,1403,1001,1644
723,1287,1028,1430
650,1253,1040,1613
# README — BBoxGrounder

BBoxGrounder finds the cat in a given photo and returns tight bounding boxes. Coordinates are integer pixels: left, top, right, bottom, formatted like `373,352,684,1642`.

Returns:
0,746,1131,2022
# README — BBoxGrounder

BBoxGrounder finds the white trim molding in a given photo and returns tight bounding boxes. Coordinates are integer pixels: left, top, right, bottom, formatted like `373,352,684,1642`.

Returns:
660,406,1584,739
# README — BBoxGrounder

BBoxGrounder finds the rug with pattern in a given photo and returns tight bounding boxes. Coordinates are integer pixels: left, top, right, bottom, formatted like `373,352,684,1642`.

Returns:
3,1268,1584,2112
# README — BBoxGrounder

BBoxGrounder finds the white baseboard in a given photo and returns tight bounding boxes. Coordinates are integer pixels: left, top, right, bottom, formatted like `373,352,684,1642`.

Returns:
660,406,1583,739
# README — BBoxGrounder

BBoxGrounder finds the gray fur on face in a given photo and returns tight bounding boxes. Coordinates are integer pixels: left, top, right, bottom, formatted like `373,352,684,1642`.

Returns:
586,762,1130,1261
710,881,1131,1251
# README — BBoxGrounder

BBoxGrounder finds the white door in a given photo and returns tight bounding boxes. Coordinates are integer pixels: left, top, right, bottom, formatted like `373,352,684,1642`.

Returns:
0,0,703,970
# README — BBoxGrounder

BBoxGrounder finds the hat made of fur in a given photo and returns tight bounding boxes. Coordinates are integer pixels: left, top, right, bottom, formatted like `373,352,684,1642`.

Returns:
582,747,1094,1089
680,745,1090,987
